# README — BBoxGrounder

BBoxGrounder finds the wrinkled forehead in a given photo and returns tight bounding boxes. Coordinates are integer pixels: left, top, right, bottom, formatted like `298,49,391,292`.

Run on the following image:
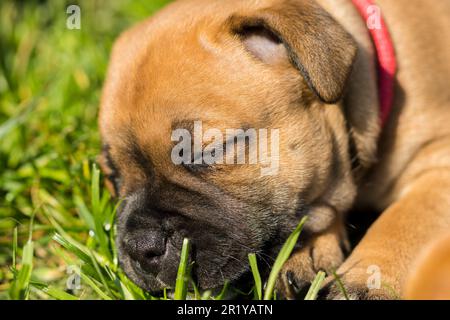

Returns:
99,0,299,146
103,13,261,120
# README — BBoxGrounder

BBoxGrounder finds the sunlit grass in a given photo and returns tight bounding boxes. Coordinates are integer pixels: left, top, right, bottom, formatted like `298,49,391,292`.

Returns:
0,0,169,300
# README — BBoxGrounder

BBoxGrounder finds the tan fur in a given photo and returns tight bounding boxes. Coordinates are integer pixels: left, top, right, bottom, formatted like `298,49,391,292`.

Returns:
99,0,450,298
405,233,450,300
319,0,450,299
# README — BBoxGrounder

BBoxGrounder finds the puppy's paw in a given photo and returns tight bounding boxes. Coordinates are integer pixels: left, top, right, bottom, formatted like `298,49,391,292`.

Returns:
326,281,389,300
276,244,318,299
324,267,400,300
276,229,346,299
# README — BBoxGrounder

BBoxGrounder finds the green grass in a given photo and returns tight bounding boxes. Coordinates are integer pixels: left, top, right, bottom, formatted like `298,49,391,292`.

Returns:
248,253,262,300
0,0,329,300
304,271,326,300
263,216,308,300
174,238,191,300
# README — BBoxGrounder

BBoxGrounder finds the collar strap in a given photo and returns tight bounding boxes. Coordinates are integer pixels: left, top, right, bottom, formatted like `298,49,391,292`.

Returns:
351,0,397,127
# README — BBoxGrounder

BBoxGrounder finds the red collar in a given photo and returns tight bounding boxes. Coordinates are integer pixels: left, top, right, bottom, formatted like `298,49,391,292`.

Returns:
351,0,397,127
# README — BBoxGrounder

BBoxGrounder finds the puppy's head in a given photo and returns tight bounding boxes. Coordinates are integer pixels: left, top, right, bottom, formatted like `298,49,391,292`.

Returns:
99,0,366,292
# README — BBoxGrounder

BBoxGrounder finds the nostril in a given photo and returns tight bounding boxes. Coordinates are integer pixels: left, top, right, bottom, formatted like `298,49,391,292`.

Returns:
145,250,161,259
124,231,167,274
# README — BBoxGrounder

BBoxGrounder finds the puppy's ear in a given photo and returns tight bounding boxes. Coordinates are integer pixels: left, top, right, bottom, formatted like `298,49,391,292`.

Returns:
229,0,357,104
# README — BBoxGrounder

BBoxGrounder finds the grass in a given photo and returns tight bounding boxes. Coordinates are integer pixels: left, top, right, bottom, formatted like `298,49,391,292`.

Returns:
0,0,329,300
262,216,307,300
248,253,262,300
304,271,327,300
174,238,191,300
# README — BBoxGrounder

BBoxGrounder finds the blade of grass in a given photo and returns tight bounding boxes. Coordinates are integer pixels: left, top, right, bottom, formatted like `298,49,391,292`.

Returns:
201,290,212,300
248,253,262,300
52,233,107,285
88,249,116,299
41,286,79,300
49,211,115,273
304,271,326,300
174,238,190,300
332,270,349,300
12,227,17,270
191,278,201,300
74,194,95,231
90,164,111,260
117,279,137,300
117,272,149,300
214,280,230,300
9,240,34,300
9,215,35,300
79,272,113,300
263,216,308,300
91,164,100,215
52,233,91,265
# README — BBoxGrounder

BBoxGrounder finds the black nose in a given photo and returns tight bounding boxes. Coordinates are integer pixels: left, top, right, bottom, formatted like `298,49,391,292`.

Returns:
124,230,166,275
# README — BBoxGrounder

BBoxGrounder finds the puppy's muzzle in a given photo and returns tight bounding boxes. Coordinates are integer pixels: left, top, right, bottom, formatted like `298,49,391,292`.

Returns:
116,191,187,290
116,187,262,292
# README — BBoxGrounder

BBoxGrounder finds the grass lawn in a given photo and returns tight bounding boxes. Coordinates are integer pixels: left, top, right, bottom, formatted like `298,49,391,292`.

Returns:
0,0,327,300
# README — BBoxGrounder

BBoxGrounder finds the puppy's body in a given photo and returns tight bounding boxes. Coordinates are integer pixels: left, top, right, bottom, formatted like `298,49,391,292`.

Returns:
318,0,450,299
357,0,450,208
99,0,450,299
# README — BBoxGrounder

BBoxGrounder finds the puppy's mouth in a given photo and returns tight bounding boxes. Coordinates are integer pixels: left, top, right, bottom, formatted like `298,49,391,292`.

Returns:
132,256,163,276
113,188,301,293
119,256,170,292
117,226,261,294
117,224,298,295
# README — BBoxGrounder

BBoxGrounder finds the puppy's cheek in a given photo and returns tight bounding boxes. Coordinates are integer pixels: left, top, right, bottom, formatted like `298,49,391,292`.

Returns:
193,245,250,289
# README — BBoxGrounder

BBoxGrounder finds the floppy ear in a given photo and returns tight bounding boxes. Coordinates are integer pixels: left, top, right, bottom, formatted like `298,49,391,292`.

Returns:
228,0,357,104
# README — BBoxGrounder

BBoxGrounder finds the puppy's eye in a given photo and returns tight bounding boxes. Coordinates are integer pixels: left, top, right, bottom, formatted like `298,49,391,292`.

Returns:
183,162,213,174
182,147,223,174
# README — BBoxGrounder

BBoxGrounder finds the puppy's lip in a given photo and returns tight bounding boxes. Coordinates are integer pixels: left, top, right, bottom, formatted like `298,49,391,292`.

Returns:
131,256,161,275
119,253,169,292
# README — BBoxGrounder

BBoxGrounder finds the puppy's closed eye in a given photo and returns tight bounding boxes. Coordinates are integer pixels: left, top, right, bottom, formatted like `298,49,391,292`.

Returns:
182,149,217,173
183,162,213,174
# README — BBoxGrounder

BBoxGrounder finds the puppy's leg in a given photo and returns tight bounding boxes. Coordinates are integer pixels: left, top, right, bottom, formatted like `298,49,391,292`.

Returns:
277,219,348,299
327,169,450,299
404,233,450,300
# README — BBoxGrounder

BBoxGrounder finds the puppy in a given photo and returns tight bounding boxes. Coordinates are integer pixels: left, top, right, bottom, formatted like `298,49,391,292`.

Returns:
98,0,450,299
